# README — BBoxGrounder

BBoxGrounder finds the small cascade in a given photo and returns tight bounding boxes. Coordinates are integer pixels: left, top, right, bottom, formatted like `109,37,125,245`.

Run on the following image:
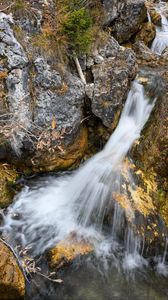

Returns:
157,238,168,276
0,80,158,270
151,3,168,55
123,228,147,271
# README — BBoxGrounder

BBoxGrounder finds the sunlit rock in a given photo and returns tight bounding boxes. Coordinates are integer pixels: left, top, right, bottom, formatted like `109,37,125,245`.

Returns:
0,241,25,300
49,235,93,269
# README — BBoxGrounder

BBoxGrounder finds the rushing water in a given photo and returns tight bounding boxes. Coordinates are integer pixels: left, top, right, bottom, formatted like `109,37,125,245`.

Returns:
1,78,168,299
1,81,155,261
151,2,168,54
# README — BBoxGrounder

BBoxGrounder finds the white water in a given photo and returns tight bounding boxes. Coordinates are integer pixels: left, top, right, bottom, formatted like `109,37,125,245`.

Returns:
151,3,168,55
1,81,155,267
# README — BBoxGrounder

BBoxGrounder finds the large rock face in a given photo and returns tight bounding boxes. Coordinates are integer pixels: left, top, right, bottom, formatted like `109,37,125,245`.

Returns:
0,241,25,300
0,7,139,172
0,12,87,172
111,0,147,43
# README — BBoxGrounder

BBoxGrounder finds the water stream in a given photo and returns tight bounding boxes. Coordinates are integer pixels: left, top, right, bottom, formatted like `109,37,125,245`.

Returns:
151,2,168,54
1,78,168,299
1,4,168,298
1,81,155,259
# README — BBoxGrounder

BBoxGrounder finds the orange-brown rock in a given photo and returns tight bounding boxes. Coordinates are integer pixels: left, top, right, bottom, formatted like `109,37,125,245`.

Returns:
31,127,88,173
111,159,167,254
49,235,93,269
0,242,25,300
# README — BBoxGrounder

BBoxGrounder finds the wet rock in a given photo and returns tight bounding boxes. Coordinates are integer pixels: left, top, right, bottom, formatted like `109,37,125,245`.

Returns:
133,41,168,67
133,41,159,63
0,163,18,208
0,241,25,300
135,22,156,46
48,235,93,269
111,0,147,44
111,159,167,256
90,38,137,128
162,46,168,59
132,70,168,226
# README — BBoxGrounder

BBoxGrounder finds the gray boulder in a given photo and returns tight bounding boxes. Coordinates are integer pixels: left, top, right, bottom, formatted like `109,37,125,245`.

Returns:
88,38,138,128
111,0,147,44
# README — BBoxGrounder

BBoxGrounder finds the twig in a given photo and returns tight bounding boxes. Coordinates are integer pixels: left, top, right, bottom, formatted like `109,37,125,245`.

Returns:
80,115,91,124
36,270,63,283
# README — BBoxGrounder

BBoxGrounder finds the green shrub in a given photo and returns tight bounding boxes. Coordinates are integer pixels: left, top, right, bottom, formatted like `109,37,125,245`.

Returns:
63,7,92,55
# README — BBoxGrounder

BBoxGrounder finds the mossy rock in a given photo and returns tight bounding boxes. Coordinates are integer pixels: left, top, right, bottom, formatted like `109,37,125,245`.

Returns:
0,163,18,208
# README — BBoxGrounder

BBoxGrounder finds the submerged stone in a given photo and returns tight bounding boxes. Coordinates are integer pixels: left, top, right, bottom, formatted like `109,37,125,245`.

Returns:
49,235,93,270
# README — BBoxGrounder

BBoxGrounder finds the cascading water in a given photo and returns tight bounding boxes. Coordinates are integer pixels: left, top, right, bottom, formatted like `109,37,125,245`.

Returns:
151,2,168,55
1,80,156,268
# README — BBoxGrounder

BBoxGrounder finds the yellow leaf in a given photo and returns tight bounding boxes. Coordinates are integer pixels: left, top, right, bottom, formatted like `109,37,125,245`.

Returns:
51,117,57,129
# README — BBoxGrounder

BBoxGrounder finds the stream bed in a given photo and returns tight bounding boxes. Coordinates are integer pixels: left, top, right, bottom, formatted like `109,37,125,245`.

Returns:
26,259,168,300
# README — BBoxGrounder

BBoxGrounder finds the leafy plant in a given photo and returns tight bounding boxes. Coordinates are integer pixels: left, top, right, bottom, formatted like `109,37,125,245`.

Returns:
63,7,92,55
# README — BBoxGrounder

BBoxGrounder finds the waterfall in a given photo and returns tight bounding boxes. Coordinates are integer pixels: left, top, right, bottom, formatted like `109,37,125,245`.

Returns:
1,81,155,263
151,4,168,55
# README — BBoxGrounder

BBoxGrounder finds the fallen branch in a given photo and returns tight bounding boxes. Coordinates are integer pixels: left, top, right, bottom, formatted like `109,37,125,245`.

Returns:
74,56,86,84
36,270,63,283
